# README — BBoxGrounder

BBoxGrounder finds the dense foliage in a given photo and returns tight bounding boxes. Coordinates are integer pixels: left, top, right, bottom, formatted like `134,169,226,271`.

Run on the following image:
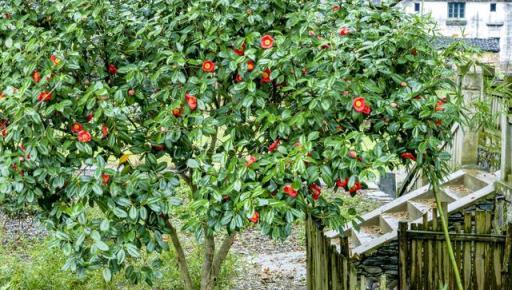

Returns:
0,0,463,288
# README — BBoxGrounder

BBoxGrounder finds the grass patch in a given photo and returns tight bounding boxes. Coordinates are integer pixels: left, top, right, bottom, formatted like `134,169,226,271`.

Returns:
0,235,236,290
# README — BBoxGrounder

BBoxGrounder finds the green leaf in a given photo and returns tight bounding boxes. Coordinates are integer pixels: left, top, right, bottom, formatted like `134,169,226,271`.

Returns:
187,159,200,169
103,268,112,282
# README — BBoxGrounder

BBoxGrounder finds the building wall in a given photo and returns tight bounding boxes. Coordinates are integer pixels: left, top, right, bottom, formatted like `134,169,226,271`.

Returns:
400,1,511,71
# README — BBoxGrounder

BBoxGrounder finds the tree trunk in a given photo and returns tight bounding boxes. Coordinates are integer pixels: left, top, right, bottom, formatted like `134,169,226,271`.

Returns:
200,233,236,290
200,227,215,290
164,216,194,290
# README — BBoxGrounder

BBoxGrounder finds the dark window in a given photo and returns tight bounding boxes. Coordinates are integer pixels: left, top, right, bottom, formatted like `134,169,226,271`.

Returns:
448,2,465,18
490,3,496,12
414,3,420,12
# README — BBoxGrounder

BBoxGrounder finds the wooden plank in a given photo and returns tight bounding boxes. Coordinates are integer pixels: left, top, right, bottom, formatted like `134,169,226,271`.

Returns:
349,265,357,290
463,211,472,290
433,207,440,290
503,224,512,289
411,223,417,290
359,275,366,290
403,232,506,242
398,222,408,290
484,212,494,290
380,274,386,290
475,211,486,290
415,223,423,290
425,213,433,290
453,222,462,290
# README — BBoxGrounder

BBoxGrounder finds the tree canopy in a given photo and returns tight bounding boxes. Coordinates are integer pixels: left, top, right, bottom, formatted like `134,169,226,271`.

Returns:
0,0,464,287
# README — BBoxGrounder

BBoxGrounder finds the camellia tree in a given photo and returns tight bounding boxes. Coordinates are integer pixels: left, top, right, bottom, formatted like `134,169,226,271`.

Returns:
0,0,468,289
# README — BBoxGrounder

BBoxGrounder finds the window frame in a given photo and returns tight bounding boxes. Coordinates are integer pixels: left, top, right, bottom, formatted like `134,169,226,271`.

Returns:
414,2,421,12
448,2,465,19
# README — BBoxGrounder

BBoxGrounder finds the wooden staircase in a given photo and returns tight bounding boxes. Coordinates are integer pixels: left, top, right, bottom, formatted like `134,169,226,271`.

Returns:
326,169,499,257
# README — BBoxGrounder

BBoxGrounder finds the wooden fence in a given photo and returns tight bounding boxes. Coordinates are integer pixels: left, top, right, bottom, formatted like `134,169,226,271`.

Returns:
398,210,512,290
306,215,389,290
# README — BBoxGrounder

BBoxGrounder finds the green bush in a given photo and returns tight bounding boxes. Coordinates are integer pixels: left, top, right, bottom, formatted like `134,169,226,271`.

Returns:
0,236,236,290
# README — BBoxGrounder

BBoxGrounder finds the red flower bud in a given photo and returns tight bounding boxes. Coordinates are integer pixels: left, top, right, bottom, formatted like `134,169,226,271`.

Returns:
234,42,246,56
32,70,41,83
86,113,94,123
108,64,117,75
234,74,243,83
71,122,83,133
261,68,272,83
37,91,52,102
268,139,280,153
435,101,444,111
172,107,183,117
185,93,197,111
401,152,416,161
128,88,135,96
249,211,260,223
247,61,255,72
336,178,349,189
348,150,357,159
245,155,257,167
309,183,321,200
283,184,298,198
101,174,110,185
349,181,362,194
50,54,60,65
339,27,350,36
101,124,108,139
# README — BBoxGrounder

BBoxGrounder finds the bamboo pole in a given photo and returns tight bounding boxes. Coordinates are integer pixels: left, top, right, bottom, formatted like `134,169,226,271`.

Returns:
433,184,464,290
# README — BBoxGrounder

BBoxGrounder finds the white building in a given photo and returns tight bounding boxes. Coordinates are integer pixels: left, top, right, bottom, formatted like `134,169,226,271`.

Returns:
400,1,512,72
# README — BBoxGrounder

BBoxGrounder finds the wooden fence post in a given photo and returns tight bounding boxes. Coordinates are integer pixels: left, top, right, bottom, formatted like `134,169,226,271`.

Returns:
398,221,408,290
503,223,512,289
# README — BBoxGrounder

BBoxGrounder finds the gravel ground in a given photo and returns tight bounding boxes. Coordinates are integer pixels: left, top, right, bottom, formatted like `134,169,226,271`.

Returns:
230,226,307,290
0,211,46,246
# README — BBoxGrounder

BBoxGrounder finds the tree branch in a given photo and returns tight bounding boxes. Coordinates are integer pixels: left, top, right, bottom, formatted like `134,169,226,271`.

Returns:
163,215,194,290
209,233,236,286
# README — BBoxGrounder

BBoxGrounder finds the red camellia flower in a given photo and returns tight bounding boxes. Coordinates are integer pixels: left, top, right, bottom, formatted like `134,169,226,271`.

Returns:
101,124,108,139
77,130,92,143
283,184,298,198
401,152,416,161
108,64,117,75
309,183,321,201
0,120,8,137
172,107,183,117
86,113,94,123
249,211,260,223
101,174,111,185
260,35,274,49
247,61,255,72
435,120,443,126
268,139,280,153
71,122,83,133
336,178,349,189
332,5,341,11
245,155,257,167
202,60,215,73
352,97,366,112
50,54,60,65
362,105,371,115
261,68,272,83
349,181,362,194
185,93,197,110
234,42,246,56
339,27,350,36
234,74,243,83
32,70,41,83
435,101,444,111
37,91,52,102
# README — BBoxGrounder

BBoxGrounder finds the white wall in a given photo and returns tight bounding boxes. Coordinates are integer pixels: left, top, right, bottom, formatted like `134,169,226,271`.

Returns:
400,1,511,71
